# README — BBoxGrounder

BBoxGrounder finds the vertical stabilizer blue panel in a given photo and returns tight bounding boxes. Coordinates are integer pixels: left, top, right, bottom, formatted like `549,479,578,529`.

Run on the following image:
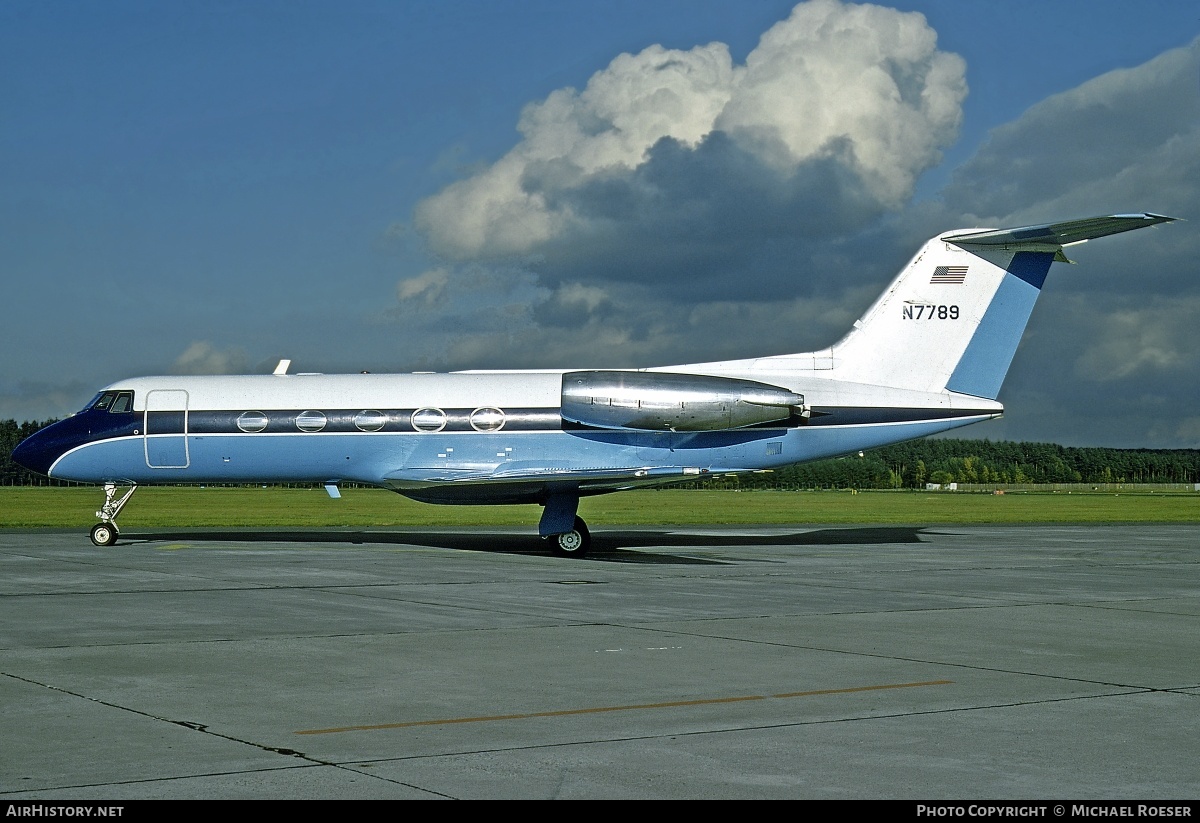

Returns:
945,252,1054,399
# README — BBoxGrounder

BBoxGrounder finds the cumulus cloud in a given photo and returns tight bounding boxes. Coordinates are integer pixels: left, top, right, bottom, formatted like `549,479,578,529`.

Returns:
396,268,451,306
715,0,964,201
170,341,250,375
396,0,967,375
941,43,1200,224
413,0,966,277
392,3,1200,448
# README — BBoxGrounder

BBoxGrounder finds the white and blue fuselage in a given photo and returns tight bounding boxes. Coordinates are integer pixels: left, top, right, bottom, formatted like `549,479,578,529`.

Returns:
12,214,1174,555
20,369,998,502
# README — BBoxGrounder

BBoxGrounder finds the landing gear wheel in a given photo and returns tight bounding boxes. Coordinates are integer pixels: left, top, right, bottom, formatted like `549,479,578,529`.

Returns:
551,516,590,558
90,522,119,547
89,483,135,548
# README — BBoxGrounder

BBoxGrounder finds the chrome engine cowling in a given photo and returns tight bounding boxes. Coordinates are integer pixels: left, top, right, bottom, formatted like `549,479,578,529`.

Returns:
561,370,805,431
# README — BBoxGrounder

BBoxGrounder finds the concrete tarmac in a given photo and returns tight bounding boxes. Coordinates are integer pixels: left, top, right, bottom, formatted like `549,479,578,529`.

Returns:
1,524,1198,800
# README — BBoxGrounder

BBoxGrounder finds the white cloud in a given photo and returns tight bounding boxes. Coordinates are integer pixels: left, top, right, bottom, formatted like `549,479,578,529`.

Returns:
396,268,451,305
1071,296,1200,382
170,341,250,375
413,0,966,262
942,39,1200,224
716,0,964,201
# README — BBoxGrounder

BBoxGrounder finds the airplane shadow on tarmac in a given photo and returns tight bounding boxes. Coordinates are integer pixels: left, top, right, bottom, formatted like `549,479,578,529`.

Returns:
116,525,937,566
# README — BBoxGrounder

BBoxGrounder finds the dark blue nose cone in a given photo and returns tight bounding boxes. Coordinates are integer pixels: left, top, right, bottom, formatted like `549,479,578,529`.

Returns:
12,423,66,477
12,416,96,477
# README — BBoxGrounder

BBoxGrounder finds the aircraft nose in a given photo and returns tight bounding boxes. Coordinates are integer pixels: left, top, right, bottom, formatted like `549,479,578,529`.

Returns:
12,419,81,477
12,428,55,477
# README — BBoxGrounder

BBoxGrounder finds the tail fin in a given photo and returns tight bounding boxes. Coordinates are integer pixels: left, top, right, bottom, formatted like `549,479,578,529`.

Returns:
829,213,1175,399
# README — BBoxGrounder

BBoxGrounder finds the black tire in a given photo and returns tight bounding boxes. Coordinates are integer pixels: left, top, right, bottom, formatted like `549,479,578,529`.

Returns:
551,516,590,558
90,522,118,547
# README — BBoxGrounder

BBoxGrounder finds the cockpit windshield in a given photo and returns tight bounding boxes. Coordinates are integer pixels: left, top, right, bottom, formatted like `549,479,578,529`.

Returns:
89,391,135,414
77,393,104,414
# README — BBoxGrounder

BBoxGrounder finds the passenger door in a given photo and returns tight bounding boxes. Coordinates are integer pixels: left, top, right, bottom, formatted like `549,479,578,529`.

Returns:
144,389,190,469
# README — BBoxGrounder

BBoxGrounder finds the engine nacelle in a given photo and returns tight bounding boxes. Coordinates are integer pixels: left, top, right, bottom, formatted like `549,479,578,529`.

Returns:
561,370,805,431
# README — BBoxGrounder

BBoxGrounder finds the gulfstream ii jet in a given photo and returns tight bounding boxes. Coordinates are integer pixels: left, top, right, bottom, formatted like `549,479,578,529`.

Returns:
13,213,1175,556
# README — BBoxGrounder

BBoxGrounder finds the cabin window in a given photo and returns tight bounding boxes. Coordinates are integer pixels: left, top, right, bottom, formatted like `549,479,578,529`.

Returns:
354,410,388,432
411,407,447,433
237,411,269,433
470,407,505,432
296,410,327,433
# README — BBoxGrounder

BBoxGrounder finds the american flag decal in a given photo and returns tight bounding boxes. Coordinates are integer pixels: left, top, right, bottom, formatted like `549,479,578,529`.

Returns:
931,265,968,284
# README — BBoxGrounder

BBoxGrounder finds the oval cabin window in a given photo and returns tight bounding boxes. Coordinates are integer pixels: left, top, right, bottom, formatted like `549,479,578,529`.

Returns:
470,407,505,432
296,410,327,433
411,407,447,433
237,411,269,433
354,410,388,432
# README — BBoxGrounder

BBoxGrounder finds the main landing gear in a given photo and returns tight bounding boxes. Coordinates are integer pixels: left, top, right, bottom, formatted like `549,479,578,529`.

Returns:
90,483,136,546
540,494,591,558
550,516,591,558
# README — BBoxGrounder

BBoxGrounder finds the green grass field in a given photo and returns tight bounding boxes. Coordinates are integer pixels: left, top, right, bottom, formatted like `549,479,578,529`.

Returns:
1,486,1197,530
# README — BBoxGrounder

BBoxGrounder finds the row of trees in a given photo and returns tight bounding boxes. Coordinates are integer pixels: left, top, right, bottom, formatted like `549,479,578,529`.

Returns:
3,417,1199,489
732,438,1200,490
0,419,59,485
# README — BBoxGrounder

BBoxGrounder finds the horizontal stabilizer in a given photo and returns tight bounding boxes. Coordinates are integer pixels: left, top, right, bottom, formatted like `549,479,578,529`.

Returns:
946,213,1176,260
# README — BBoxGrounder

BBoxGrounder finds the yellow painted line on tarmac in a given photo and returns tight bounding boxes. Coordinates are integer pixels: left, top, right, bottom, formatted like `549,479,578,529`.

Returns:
295,679,953,736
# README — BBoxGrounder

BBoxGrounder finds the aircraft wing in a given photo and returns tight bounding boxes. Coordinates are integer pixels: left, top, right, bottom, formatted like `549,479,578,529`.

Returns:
945,213,1176,261
383,463,758,495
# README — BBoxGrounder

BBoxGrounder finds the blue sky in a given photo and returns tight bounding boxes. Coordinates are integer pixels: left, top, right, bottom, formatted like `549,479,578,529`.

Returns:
3,0,1199,447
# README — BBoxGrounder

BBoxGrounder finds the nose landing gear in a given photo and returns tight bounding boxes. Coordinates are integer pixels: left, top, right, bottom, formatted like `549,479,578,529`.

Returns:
90,483,136,546
90,522,118,547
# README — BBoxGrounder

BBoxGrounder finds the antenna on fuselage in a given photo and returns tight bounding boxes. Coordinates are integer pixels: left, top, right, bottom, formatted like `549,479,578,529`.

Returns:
273,359,291,375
